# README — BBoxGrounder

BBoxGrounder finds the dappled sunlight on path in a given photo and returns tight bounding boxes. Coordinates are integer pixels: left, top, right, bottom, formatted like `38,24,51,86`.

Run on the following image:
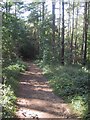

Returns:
16,62,77,119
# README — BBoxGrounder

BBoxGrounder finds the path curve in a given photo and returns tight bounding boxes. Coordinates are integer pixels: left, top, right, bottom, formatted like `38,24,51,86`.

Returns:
16,62,77,119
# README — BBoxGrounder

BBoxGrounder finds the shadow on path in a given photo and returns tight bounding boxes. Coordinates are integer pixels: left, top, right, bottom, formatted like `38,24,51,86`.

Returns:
16,62,78,119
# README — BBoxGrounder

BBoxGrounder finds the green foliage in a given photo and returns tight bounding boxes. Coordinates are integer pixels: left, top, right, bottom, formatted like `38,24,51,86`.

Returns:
2,60,27,118
39,18,56,64
2,1,89,119
2,11,37,65
3,60,27,92
19,40,37,59
2,3,28,118
0,83,16,118
36,60,89,119
16,60,28,71
71,95,88,117
2,13,19,66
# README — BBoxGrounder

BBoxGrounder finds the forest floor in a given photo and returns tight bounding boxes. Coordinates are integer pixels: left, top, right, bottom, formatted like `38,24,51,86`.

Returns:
16,62,78,120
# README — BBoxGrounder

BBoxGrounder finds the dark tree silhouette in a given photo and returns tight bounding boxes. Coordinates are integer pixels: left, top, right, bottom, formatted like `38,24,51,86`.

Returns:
61,1,64,65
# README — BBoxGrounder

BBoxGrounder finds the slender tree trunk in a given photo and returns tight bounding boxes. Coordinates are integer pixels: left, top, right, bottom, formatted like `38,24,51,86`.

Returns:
52,2,55,58
69,1,71,41
67,1,71,63
15,2,16,16
36,5,39,55
8,2,11,13
68,0,71,37
81,22,85,62
74,6,79,63
42,2,46,62
58,0,61,40
6,2,8,13
58,0,61,60
6,2,8,19
61,1,64,65
83,2,88,65
38,3,42,58
40,3,42,21
70,2,74,64
42,2,45,21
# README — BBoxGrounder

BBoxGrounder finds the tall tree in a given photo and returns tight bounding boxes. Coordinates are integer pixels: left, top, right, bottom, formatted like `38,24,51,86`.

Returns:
61,1,64,65
70,2,74,64
5,2,8,19
81,17,85,62
68,0,71,38
74,5,79,63
42,2,45,21
58,0,61,59
52,1,55,59
42,2,45,62
40,3,42,21
83,2,88,65
14,2,17,16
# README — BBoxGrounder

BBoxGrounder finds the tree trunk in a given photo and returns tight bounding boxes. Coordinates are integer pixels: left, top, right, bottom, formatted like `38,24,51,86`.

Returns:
58,0,61,60
42,2,46,62
68,0,71,37
83,2,88,65
61,1,64,65
40,3,42,21
81,21,85,62
74,6,79,63
6,2,8,13
15,2,17,16
6,2,8,19
8,2,11,13
42,2,45,21
52,2,55,58
70,2,74,64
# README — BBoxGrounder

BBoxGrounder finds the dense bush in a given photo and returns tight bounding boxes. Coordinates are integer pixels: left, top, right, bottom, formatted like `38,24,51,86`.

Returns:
35,60,89,119
19,41,37,60
0,83,16,118
2,60,27,118
3,60,27,91
2,9,28,118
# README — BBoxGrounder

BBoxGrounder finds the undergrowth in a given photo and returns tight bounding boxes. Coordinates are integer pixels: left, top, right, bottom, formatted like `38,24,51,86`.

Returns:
1,59,27,118
35,60,89,119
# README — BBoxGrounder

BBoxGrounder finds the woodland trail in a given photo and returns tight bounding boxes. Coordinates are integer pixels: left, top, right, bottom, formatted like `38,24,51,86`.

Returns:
16,62,78,120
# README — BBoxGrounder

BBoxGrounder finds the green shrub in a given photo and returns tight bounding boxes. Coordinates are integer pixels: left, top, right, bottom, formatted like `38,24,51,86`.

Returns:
36,61,89,119
0,83,16,118
71,95,88,117
2,60,28,118
3,60,27,81
16,60,28,71
19,41,37,59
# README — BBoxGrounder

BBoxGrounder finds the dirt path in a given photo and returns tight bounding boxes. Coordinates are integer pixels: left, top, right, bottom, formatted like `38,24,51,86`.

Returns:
16,62,77,119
